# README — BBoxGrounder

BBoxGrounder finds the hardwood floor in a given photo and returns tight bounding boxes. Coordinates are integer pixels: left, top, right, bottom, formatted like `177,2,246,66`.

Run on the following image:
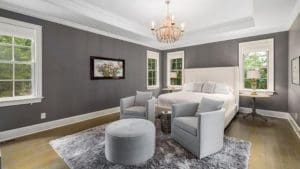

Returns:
1,113,300,169
225,114,300,169
0,113,119,169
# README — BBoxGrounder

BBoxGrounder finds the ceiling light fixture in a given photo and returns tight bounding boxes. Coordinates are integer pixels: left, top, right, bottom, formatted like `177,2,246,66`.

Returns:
150,0,184,43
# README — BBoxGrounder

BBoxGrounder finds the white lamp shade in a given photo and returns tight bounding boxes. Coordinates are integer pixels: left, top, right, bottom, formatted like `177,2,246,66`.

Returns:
247,70,261,79
170,72,177,78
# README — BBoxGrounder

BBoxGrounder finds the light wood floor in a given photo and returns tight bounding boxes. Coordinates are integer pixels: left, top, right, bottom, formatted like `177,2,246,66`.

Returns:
225,114,300,169
1,113,300,169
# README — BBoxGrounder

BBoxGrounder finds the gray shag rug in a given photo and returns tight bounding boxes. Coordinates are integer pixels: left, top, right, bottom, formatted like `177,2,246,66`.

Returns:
50,121,251,169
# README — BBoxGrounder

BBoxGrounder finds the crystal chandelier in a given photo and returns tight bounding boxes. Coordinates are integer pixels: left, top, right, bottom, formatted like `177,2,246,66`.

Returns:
150,0,184,43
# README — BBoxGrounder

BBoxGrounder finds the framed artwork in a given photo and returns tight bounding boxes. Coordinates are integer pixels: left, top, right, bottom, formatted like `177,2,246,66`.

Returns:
90,56,125,80
291,56,300,85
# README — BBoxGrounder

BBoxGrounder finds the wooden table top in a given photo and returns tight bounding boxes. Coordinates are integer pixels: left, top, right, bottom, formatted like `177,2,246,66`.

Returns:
239,93,271,98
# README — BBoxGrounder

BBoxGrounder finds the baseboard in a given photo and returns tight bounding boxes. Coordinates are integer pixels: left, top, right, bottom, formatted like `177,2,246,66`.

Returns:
0,107,120,143
239,107,290,119
288,114,300,140
239,107,300,139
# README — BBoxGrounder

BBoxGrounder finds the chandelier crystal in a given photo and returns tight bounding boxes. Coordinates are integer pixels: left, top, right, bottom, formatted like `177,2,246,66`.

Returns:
150,0,184,43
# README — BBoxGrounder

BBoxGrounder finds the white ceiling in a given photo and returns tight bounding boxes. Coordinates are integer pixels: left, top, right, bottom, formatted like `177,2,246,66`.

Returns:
0,0,299,50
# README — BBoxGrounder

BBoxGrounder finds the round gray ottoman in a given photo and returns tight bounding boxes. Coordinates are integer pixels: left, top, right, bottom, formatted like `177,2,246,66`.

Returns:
105,119,156,165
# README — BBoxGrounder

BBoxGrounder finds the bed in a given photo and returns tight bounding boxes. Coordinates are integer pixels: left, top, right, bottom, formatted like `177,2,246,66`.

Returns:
157,66,239,127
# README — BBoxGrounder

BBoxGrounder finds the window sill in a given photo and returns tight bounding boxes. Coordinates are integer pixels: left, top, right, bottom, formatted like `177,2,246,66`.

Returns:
147,86,160,90
0,96,44,107
167,86,183,90
239,89,275,95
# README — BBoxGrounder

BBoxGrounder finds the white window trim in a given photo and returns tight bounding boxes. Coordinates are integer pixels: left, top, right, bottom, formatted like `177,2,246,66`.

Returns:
0,17,43,107
167,51,184,88
239,38,274,94
147,50,160,89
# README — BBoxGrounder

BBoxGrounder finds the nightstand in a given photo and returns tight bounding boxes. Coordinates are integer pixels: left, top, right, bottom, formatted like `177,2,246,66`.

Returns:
162,88,181,93
239,93,271,122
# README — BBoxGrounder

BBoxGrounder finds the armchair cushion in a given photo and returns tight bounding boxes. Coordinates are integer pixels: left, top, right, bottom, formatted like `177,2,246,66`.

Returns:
135,91,153,106
196,97,224,115
124,106,146,117
173,117,198,136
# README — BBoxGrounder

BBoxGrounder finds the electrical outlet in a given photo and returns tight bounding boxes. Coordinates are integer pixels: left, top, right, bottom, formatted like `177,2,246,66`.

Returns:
41,112,46,119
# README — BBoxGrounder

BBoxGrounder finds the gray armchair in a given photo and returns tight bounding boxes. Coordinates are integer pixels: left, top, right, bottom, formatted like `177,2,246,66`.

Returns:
171,103,225,159
120,96,156,123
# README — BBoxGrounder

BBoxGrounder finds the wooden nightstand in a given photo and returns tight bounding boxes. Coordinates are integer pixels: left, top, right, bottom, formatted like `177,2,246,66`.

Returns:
239,93,271,122
162,88,181,93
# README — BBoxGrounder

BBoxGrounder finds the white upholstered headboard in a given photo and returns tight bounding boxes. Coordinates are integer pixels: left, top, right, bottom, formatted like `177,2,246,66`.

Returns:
184,66,239,105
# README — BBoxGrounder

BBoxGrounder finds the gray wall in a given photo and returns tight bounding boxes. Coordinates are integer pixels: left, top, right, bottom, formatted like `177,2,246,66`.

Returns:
0,9,162,131
163,32,289,112
289,14,300,126
0,8,291,131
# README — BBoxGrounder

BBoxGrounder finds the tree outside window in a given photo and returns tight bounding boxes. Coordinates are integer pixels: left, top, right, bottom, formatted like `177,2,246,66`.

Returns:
0,35,32,98
148,58,157,86
239,39,274,92
170,58,183,86
147,51,159,89
243,51,268,89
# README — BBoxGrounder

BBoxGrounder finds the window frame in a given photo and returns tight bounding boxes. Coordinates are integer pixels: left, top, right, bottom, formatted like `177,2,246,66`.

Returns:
239,38,274,93
167,51,184,88
146,50,160,89
0,17,43,107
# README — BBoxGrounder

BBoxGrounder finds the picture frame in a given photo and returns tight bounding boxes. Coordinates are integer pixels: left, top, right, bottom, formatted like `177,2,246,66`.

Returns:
291,56,300,85
90,56,125,80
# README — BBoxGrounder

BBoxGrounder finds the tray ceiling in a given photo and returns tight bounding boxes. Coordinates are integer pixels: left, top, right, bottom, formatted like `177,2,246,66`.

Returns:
0,0,299,49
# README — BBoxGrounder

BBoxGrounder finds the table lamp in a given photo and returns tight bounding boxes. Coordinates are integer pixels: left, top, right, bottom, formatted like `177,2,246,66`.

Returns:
247,70,261,95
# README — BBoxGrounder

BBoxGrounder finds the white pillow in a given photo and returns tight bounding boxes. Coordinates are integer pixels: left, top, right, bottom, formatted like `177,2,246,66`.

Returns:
193,82,204,92
202,81,216,93
214,83,233,94
182,83,194,91
195,97,224,115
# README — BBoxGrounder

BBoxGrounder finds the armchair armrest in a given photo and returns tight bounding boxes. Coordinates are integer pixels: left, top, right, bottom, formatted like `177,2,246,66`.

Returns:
146,97,156,123
197,108,225,158
171,103,199,118
120,96,135,114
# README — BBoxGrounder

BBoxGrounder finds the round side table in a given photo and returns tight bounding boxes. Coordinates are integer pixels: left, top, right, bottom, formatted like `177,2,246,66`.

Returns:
160,111,172,133
239,93,271,122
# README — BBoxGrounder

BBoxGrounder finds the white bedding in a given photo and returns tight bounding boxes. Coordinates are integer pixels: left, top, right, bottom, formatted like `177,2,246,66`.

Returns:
159,91,234,108
158,91,237,122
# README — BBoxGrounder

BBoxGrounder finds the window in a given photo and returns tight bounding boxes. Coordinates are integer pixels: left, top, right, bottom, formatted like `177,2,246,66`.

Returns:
147,51,159,89
239,39,274,92
167,51,184,88
0,17,42,107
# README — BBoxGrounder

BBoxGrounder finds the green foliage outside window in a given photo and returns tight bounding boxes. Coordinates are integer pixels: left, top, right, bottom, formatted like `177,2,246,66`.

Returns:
243,51,268,89
0,35,32,98
0,81,13,97
0,45,12,61
170,58,182,86
0,63,13,79
0,35,12,44
15,81,31,96
148,58,157,86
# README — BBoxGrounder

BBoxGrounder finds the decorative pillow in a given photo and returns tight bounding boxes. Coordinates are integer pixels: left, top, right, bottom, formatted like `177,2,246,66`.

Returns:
214,83,233,94
182,83,194,91
193,82,204,92
201,81,216,93
135,91,153,106
195,97,224,115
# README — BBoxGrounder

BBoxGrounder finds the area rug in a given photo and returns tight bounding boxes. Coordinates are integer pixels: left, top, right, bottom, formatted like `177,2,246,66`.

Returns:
50,122,251,169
